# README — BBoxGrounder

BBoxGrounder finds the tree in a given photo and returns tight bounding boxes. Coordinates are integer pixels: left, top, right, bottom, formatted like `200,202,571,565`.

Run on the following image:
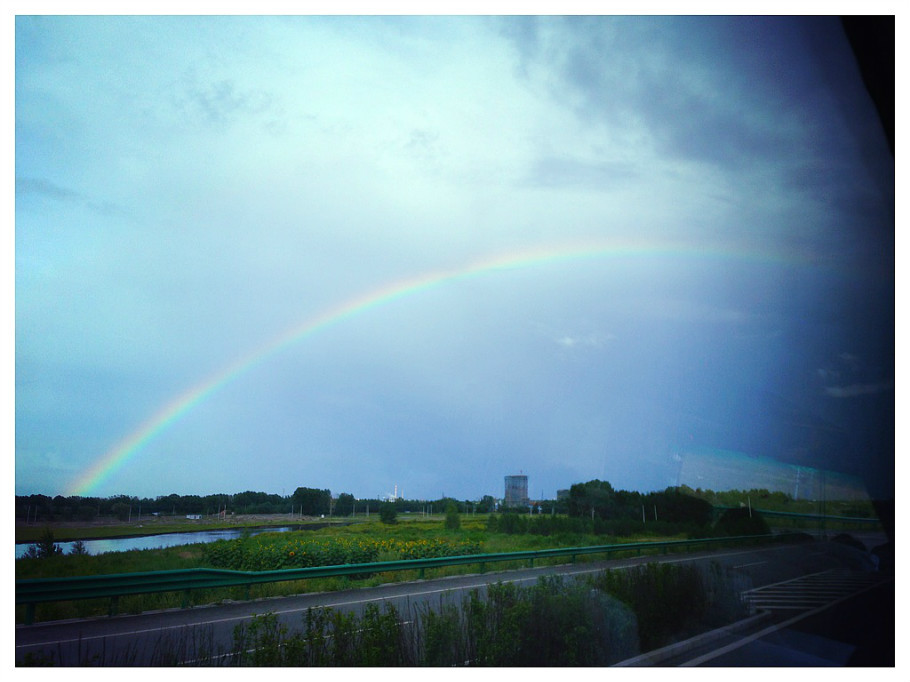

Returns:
111,502,131,521
444,500,461,530
335,493,355,517
292,487,332,516
27,528,63,559
69,540,89,556
379,502,397,524
567,480,616,519
477,495,496,513
77,505,97,522
715,507,770,536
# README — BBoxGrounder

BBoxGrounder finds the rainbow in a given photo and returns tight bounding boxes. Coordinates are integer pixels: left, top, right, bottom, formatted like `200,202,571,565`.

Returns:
66,238,812,496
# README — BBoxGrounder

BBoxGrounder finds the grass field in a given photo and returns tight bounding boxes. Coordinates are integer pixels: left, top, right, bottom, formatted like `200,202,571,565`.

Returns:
14,512,359,544
17,507,876,625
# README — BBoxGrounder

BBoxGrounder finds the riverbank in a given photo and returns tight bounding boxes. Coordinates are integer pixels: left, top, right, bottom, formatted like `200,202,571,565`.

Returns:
15,513,361,544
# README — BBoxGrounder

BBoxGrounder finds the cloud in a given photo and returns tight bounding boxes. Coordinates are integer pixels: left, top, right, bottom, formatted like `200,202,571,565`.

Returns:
502,16,810,171
556,332,615,349
646,299,750,324
174,75,274,128
524,155,635,189
14,16,894,500
16,176,130,219
16,177,82,202
824,381,893,398
816,368,840,381
838,352,861,371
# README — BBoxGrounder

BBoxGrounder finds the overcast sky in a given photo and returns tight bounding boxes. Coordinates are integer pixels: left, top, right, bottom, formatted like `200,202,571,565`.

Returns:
14,14,894,501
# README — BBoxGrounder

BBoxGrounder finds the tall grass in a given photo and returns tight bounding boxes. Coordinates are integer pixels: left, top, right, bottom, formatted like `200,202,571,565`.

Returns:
590,561,749,651
222,561,743,667
18,560,749,666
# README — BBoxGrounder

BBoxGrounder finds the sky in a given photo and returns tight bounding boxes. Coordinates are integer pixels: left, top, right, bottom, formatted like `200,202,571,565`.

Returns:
13,13,895,502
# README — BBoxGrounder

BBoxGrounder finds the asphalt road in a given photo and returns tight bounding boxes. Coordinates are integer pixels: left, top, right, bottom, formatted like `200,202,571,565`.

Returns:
16,535,891,666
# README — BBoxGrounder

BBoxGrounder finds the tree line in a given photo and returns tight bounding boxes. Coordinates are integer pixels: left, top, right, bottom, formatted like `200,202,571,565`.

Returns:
563,480,714,525
17,479,830,525
15,489,499,523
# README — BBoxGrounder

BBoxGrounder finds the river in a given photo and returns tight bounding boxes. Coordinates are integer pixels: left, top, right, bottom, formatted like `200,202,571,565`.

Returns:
15,526,295,559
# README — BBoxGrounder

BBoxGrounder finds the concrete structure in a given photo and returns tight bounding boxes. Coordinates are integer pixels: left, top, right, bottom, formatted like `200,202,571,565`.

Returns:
504,475,529,507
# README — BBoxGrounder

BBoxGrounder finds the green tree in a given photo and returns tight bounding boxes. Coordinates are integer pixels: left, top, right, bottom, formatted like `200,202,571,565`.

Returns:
110,502,130,521
69,540,89,556
292,487,332,516
715,507,770,536
29,527,63,559
379,502,397,524
477,495,496,513
444,500,461,530
335,493,355,517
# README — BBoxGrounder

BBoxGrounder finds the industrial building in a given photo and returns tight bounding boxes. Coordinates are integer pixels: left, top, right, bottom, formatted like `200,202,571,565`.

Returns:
504,474,529,508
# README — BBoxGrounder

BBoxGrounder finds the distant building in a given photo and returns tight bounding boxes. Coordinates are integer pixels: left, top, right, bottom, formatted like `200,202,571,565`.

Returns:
504,475,529,507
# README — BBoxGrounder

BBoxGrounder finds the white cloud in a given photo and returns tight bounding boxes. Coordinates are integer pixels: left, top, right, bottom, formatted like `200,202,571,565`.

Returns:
556,332,615,348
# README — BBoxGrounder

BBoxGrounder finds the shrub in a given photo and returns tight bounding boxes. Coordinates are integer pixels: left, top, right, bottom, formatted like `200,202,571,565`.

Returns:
26,528,63,559
715,508,770,536
69,540,89,556
444,501,461,531
379,502,397,524
589,561,748,651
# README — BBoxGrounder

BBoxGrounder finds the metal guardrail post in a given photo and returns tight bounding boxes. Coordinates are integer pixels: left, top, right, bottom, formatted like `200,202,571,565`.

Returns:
109,595,119,617
24,603,35,626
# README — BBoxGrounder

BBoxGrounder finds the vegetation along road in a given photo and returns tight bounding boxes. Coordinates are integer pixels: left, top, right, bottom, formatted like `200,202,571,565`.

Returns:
15,534,888,666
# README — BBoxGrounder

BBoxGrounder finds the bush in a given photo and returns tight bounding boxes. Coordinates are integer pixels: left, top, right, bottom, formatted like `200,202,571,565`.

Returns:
230,577,640,666
444,501,461,531
715,508,770,536
202,534,480,571
379,502,397,525
69,540,89,556
589,561,748,651
25,528,63,559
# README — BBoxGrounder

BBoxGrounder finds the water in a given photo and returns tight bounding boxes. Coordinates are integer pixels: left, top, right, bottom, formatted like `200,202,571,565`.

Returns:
15,526,294,559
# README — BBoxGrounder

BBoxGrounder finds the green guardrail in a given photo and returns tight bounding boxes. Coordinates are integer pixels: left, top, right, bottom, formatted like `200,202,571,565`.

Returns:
16,532,806,625
713,507,882,524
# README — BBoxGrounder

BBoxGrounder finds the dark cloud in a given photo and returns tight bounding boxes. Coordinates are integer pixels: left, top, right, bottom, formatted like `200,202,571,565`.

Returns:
16,176,82,202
